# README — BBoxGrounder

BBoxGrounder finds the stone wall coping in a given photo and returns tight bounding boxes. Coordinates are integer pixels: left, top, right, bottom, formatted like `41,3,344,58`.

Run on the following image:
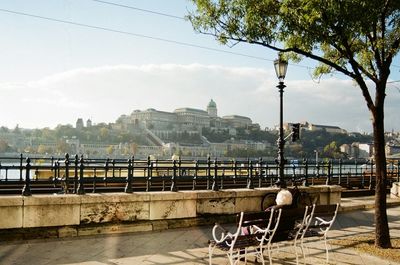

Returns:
195,190,236,199
244,188,281,196
0,196,23,207
301,185,343,193
80,193,150,204
0,185,342,233
23,195,81,206
148,191,197,201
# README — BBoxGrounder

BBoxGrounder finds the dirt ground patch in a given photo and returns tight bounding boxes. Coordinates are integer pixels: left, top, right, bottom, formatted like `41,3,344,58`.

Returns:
331,236,400,262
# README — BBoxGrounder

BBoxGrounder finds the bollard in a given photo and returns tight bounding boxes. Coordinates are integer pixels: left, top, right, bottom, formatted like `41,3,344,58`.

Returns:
22,157,32,196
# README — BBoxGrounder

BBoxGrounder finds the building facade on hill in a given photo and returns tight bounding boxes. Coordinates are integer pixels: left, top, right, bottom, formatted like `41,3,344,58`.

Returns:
282,121,347,134
306,122,347,134
130,108,177,130
222,115,252,128
174,108,211,129
386,144,400,156
122,99,253,132
340,142,373,159
207,99,218,117
76,118,84,130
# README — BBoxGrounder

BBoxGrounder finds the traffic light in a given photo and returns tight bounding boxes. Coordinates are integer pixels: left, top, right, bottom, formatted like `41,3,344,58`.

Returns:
291,123,301,142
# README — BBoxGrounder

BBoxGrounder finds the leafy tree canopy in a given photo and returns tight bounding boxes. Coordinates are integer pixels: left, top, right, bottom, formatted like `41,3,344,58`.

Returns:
189,0,400,248
189,0,399,85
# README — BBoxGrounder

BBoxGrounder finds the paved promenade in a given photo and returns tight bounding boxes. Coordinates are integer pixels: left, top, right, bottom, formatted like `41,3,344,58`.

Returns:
1,196,400,265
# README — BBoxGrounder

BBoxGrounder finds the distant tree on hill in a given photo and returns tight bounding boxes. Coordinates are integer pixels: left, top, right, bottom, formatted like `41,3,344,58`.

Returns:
322,141,346,159
0,139,10,153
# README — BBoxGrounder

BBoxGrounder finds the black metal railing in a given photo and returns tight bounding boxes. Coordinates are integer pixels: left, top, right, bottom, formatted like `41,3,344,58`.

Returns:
0,154,398,195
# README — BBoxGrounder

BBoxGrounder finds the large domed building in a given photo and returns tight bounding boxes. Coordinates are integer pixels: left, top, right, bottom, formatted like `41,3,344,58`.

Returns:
126,99,253,131
207,99,218,118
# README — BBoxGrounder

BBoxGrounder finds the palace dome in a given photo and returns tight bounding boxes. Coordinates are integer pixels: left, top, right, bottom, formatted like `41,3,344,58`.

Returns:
207,99,217,108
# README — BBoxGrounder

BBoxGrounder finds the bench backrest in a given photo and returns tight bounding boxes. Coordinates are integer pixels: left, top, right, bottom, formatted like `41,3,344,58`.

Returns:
238,211,271,229
272,205,315,242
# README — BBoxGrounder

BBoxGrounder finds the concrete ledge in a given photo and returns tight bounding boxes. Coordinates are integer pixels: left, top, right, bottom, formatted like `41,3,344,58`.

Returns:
0,196,23,229
339,195,400,212
23,194,81,206
0,186,341,238
23,195,81,228
80,193,150,203
0,196,23,207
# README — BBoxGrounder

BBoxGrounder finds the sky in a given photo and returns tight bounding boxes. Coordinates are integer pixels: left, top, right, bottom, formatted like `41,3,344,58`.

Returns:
0,0,399,133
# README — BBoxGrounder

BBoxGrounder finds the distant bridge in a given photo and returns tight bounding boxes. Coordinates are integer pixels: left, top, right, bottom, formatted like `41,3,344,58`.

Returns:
0,154,398,195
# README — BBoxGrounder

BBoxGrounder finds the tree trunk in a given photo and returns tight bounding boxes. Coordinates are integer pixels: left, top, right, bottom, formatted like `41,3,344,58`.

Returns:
372,101,392,248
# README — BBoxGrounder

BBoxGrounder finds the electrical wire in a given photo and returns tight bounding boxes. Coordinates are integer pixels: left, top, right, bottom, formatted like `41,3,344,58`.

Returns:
0,6,398,75
90,0,400,75
0,8,276,63
91,0,185,20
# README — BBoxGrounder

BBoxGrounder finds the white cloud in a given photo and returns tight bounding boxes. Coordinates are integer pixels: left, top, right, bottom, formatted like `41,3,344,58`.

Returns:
0,63,397,132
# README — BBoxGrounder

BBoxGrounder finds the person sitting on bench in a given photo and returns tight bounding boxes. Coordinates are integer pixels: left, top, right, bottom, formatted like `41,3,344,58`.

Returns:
242,189,293,236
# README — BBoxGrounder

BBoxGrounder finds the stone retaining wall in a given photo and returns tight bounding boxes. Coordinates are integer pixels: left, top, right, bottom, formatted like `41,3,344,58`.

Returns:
0,185,341,238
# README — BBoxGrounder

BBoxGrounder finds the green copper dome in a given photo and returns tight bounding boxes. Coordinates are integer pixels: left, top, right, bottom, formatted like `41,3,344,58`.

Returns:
207,99,216,108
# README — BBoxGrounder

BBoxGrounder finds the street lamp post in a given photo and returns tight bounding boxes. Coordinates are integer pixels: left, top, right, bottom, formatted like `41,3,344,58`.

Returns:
274,55,288,188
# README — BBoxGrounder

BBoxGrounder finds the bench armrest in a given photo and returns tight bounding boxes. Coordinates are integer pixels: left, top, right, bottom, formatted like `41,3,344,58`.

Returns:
315,216,331,225
212,223,234,243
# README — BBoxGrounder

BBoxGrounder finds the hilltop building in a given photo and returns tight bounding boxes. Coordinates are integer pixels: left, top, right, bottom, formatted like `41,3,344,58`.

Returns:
76,118,84,130
340,142,373,159
123,99,253,134
282,121,347,134
207,99,218,117
109,99,268,157
86,119,92,128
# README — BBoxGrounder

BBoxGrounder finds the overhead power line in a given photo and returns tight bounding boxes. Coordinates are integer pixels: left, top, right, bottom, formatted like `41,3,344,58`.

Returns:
90,0,400,74
91,0,185,20
0,8,279,63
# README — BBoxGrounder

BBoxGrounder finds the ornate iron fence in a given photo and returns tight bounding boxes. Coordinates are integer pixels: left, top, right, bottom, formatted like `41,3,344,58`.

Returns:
0,154,398,195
